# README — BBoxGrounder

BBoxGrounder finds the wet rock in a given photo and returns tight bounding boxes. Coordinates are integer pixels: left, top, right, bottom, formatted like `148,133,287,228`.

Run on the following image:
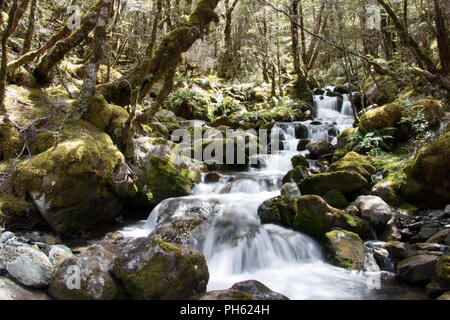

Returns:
325,230,366,270
282,165,309,185
204,172,221,183
113,238,209,300
291,154,308,168
0,277,50,300
397,255,439,283
297,139,310,151
198,289,253,300
306,140,333,159
426,229,450,245
352,195,393,230
280,183,301,198
231,280,289,300
385,241,409,259
49,242,120,300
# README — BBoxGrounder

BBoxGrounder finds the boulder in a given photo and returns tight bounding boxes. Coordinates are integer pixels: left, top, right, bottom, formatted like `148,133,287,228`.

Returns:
258,196,297,227
210,115,236,128
1,240,54,288
306,140,333,159
198,289,253,300
351,195,393,230
12,124,136,233
435,256,450,287
297,139,310,151
49,242,120,300
131,137,203,206
113,238,209,300
282,165,309,185
359,103,402,132
231,280,289,300
426,229,450,245
299,171,369,199
397,255,439,283
0,116,23,161
324,230,366,270
0,277,50,300
384,241,409,259
291,154,308,168
166,88,215,122
280,183,301,198
44,245,73,269
329,152,376,182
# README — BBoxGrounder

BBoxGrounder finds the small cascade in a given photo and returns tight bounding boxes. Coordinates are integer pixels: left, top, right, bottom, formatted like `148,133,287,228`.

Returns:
119,86,417,299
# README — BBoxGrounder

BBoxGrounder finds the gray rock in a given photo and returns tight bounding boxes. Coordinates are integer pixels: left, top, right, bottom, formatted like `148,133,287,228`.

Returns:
0,231,15,243
198,289,253,300
44,245,73,269
48,242,120,300
0,277,50,300
306,139,333,158
4,243,54,288
397,255,439,283
385,241,409,259
352,195,393,230
280,183,301,198
231,280,289,300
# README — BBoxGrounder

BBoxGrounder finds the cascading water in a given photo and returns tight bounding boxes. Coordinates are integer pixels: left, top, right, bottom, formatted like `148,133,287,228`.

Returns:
120,89,424,299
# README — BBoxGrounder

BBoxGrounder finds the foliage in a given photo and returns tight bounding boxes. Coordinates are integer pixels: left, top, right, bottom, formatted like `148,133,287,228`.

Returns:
347,124,395,156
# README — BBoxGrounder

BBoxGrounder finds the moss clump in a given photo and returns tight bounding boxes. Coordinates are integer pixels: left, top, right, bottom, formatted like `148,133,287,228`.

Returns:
436,256,450,286
325,230,365,270
329,152,376,182
282,165,309,185
83,95,129,141
0,194,32,217
293,195,369,239
165,89,215,122
0,117,23,161
291,154,308,168
360,103,402,132
258,195,297,226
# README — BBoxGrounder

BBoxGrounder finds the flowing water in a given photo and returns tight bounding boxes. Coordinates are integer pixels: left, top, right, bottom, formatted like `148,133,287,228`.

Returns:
120,91,426,299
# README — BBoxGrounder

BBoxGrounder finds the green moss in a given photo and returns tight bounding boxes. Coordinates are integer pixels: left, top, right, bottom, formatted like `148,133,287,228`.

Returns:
325,230,364,270
0,194,31,216
329,152,376,182
360,103,402,132
0,116,23,161
299,171,369,197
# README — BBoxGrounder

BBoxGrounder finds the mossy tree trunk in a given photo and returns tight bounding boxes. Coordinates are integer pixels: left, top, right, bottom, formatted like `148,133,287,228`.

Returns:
218,0,239,79
433,0,450,75
99,0,221,107
77,0,113,118
0,0,30,115
21,0,37,54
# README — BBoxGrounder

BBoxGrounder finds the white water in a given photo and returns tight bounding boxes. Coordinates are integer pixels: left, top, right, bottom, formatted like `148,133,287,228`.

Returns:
119,91,419,300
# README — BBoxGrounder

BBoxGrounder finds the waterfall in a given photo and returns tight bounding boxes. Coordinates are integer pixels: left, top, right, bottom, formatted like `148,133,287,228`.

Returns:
119,87,416,300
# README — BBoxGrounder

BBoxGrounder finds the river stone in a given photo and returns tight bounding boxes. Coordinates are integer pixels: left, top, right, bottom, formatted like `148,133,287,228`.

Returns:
0,277,50,300
324,230,366,270
282,165,309,184
306,139,333,158
426,229,450,245
280,183,301,198
397,255,439,283
198,289,253,300
231,280,289,300
4,243,54,288
352,195,393,230
113,238,209,300
44,245,73,269
384,241,409,259
48,242,120,300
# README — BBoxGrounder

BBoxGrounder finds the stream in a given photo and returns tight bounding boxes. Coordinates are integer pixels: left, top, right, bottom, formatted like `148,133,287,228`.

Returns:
120,90,426,300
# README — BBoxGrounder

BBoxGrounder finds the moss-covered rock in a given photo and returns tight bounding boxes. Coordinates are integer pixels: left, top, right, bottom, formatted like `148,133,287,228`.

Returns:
435,256,450,287
83,95,129,142
258,195,297,226
12,123,136,233
291,154,308,168
324,230,365,270
329,152,376,182
359,103,402,132
282,165,309,185
0,117,23,161
293,195,370,239
165,88,215,122
299,171,369,200
113,238,209,300
210,115,236,128
364,75,400,105
131,137,203,206
49,242,120,300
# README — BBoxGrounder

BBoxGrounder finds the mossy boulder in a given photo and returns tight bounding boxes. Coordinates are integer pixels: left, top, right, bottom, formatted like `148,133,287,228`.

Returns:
83,95,129,142
293,195,370,239
113,238,209,300
210,115,236,128
0,117,23,161
0,194,44,230
329,152,376,182
258,195,370,240
165,88,215,122
282,165,309,185
49,242,120,300
298,171,369,200
324,230,366,270
131,137,203,206
306,139,333,159
12,124,136,233
435,256,450,287
359,103,402,132
364,75,400,105
291,154,308,168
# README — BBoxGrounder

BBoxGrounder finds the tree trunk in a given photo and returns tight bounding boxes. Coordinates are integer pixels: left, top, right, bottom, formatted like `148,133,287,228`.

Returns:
219,0,239,79
145,0,163,58
99,0,221,107
434,0,450,75
0,0,30,115
21,0,37,54
77,0,113,118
